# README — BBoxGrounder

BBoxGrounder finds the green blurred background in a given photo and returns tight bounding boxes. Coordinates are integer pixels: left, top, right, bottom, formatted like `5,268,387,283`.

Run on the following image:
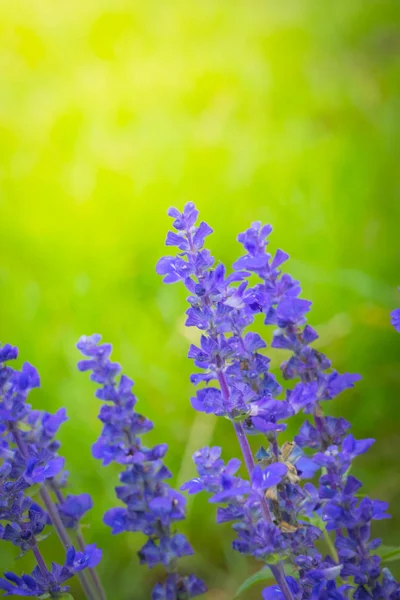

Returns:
0,1,399,598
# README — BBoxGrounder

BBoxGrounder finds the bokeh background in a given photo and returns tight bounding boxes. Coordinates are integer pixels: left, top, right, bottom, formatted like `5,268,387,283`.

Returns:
0,1,399,598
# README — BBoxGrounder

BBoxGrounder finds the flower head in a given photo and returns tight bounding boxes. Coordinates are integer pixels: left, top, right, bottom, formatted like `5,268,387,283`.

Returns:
158,203,399,599
0,343,98,595
77,334,205,598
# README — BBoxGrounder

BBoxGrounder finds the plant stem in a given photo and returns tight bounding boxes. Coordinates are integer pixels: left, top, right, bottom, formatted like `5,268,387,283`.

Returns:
51,482,108,600
216,371,295,600
31,541,49,577
323,528,339,563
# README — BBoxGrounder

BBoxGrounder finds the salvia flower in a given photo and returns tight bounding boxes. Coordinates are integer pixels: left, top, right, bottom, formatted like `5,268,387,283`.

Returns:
0,545,101,597
236,219,400,598
158,203,400,600
231,221,400,598
0,343,102,599
1,204,398,600
77,334,206,600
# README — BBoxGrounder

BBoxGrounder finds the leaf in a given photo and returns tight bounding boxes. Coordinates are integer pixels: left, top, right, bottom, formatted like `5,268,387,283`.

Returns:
234,567,274,598
25,483,41,498
18,422,31,432
377,545,400,563
301,513,326,531
308,514,326,531
234,564,295,598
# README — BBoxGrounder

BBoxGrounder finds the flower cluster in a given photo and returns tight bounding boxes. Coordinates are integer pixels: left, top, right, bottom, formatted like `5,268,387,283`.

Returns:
76,334,206,600
157,203,400,600
234,222,399,599
1,203,398,600
0,546,101,598
0,344,101,598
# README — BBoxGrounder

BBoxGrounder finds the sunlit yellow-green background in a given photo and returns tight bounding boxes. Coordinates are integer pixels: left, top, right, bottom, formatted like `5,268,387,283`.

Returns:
0,1,399,598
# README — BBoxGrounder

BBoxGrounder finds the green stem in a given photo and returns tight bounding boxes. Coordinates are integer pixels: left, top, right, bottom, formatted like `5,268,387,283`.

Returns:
323,528,339,563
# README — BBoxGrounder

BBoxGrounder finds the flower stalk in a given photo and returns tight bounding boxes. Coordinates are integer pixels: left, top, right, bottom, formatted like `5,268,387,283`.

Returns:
157,202,400,600
0,347,102,599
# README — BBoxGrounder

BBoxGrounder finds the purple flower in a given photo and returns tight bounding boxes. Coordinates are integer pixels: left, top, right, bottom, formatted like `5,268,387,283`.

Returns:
0,343,99,596
2,504,47,551
288,381,319,414
0,567,69,597
252,463,288,491
58,494,93,529
0,360,40,422
158,206,325,584
65,544,102,571
0,546,101,597
158,204,400,599
25,454,65,484
152,573,207,600
263,577,301,600
0,345,18,363
77,334,205,598
391,308,400,332
182,447,242,496
233,520,287,561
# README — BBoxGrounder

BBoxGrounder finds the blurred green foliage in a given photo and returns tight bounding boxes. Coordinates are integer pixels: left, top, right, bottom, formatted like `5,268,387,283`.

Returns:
0,1,399,598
